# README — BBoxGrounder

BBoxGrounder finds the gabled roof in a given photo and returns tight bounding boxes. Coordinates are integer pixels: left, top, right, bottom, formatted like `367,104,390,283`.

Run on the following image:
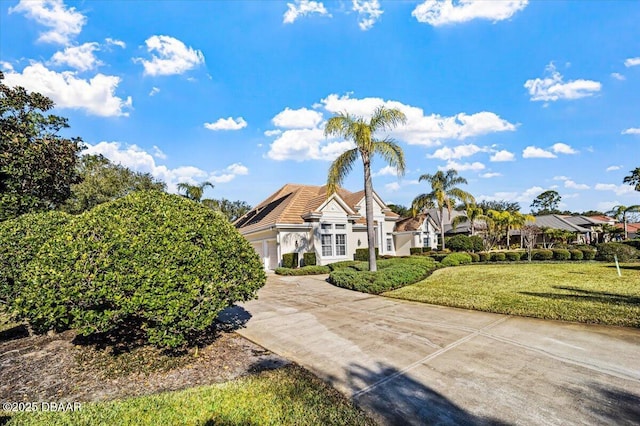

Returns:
394,213,437,232
528,214,590,233
234,183,396,233
562,215,609,228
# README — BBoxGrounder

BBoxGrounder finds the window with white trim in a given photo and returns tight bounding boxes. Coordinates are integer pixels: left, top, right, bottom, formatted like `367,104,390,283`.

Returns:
386,238,393,252
319,222,347,257
336,234,346,256
321,234,333,256
335,224,346,230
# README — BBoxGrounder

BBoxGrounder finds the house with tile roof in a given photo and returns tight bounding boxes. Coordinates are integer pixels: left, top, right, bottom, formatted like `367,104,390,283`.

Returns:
234,184,400,269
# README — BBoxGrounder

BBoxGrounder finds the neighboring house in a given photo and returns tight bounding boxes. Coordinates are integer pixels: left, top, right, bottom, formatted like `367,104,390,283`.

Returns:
234,184,399,269
519,215,593,246
562,215,610,243
394,213,441,253
616,222,640,239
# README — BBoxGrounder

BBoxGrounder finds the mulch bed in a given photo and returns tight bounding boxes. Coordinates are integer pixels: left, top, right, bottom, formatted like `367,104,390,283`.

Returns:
0,323,289,404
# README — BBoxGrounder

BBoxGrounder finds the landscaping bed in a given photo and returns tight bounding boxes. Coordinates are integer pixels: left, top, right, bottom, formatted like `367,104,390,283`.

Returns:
385,263,640,327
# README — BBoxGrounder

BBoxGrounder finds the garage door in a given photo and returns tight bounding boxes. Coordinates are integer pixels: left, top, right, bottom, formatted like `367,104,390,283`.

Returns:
267,240,278,270
251,242,265,269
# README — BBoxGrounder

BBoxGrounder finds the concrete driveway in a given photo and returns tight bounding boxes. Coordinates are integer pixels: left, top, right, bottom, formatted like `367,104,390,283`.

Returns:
234,274,640,425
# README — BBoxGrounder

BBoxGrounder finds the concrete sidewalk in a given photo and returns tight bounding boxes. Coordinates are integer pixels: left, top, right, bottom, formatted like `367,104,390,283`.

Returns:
234,275,640,425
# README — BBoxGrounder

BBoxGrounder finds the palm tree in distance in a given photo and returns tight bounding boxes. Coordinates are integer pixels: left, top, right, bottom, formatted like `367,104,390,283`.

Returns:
325,106,407,272
606,204,640,240
177,181,214,202
412,169,474,251
451,203,485,236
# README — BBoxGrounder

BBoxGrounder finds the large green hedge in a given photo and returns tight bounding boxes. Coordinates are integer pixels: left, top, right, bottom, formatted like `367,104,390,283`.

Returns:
13,191,266,349
0,211,72,311
595,242,640,262
327,257,436,294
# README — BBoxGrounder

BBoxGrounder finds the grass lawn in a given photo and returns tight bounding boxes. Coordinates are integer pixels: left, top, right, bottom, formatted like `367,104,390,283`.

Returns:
3,365,374,426
385,263,640,327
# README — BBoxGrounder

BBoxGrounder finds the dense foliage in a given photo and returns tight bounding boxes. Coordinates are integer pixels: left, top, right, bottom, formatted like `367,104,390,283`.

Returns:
327,257,436,294
275,266,331,275
0,72,83,220
595,242,640,262
0,211,71,310
281,253,299,269
303,252,317,266
440,252,473,267
14,191,266,349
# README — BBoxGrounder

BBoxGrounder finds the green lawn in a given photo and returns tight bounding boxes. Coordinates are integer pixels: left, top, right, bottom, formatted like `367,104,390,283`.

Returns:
3,366,373,426
385,263,640,327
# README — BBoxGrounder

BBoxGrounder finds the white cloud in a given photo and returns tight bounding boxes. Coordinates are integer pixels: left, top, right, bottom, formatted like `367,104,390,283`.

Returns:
524,63,601,102
597,201,620,212
283,0,330,24
412,0,528,26
0,61,14,71
3,63,132,117
438,160,485,172
606,165,622,172
204,117,247,131
85,141,248,191
9,0,86,45
152,145,167,160
105,38,126,48
552,142,578,154
624,57,640,67
490,150,515,162
622,128,640,135
264,129,282,137
137,35,204,76
50,42,101,71
272,107,323,129
595,183,635,196
522,146,556,159
428,144,484,160
267,128,355,161
384,179,419,192
149,87,160,96
352,0,383,31
385,182,401,191
373,165,398,177
553,176,569,181
611,72,625,81
480,172,501,178
564,179,589,190
321,94,516,146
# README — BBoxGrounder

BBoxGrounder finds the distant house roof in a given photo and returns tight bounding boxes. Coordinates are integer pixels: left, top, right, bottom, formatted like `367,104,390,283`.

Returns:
234,183,397,233
614,222,640,233
528,215,590,233
395,214,432,232
423,208,473,234
562,215,609,228
587,215,615,223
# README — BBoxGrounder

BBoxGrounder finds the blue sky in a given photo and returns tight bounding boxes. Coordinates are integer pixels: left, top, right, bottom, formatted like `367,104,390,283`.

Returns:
1,0,639,213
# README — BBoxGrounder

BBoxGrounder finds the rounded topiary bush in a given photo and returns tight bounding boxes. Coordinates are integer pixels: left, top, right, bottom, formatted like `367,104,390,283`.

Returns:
441,252,473,267
445,235,471,252
490,252,506,262
478,252,490,262
468,236,484,253
468,252,480,262
505,251,522,261
552,249,571,261
595,242,640,262
532,249,554,261
15,191,266,349
569,249,584,260
581,248,596,260
0,210,72,311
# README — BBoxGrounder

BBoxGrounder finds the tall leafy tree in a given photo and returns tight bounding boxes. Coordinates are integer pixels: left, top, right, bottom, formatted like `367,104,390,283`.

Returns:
177,181,214,202
0,71,83,220
201,198,251,222
530,190,561,215
412,169,475,251
606,204,640,240
62,154,166,214
325,106,407,272
476,199,521,213
623,167,640,191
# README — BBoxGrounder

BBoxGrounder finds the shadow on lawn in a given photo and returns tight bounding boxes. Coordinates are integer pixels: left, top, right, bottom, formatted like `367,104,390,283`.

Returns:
519,286,640,307
328,362,508,425
606,264,640,271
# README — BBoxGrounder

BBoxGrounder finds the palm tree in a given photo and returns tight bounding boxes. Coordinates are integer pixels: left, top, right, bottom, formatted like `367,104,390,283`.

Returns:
451,203,485,236
509,211,535,248
412,169,474,251
176,181,214,202
623,167,640,192
606,204,640,239
325,106,407,272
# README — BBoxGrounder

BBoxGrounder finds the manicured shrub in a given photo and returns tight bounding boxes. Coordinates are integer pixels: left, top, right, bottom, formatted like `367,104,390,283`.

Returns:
428,253,449,262
581,248,596,260
532,249,554,261
354,248,379,261
14,191,266,349
468,235,484,253
410,247,423,255
328,257,436,294
275,265,330,275
552,249,571,261
446,235,472,252
0,211,72,311
505,251,523,261
478,252,490,262
490,252,506,262
302,252,317,266
282,253,299,269
468,252,480,262
622,239,640,250
569,249,584,260
595,242,640,262
441,252,473,267
327,260,359,271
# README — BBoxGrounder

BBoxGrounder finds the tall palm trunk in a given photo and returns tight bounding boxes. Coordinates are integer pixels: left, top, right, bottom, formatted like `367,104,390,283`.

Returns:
506,225,510,247
362,154,377,271
439,207,446,251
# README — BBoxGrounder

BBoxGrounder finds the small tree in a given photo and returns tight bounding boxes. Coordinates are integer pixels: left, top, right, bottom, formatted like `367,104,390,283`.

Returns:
530,190,561,215
177,181,214,202
521,225,540,261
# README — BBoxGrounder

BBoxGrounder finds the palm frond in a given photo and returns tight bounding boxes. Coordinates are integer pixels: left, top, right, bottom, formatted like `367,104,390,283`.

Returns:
373,139,406,177
369,106,407,133
327,148,358,195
